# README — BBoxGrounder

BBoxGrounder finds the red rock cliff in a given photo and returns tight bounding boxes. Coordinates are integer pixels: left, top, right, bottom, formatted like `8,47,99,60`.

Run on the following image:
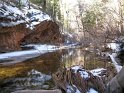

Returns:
21,20,63,45
0,20,63,52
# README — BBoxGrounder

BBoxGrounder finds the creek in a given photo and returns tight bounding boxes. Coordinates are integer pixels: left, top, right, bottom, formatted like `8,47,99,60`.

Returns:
0,45,115,93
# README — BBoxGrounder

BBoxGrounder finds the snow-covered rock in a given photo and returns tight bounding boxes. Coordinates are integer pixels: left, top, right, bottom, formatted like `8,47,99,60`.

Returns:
70,66,105,91
71,66,90,79
67,85,81,93
0,2,50,29
87,88,98,93
24,44,59,51
0,44,60,65
107,42,121,52
90,68,106,77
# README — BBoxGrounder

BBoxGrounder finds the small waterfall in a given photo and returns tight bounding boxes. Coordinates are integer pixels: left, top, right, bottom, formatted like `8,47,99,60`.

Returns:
108,54,122,73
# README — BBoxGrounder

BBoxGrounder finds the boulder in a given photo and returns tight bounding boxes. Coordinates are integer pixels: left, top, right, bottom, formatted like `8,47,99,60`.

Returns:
21,20,64,45
0,20,63,52
0,23,30,52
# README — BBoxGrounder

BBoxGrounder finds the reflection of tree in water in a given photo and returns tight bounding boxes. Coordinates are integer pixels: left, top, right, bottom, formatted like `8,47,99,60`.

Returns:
62,49,108,69
51,49,117,93
0,49,116,93
23,51,62,74
0,69,54,93
13,69,52,89
0,51,63,93
62,49,86,68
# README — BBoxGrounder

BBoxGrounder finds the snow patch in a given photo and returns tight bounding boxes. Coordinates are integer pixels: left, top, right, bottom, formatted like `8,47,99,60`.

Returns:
71,65,82,73
108,54,122,73
71,66,107,79
24,44,59,51
0,44,59,65
90,68,106,77
79,70,90,79
0,20,25,27
6,5,24,16
0,3,50,29
67,85,98,93
23,7,50,27
87,88,98,93
107,43,120,52
71,66,90,79
67,85,81,93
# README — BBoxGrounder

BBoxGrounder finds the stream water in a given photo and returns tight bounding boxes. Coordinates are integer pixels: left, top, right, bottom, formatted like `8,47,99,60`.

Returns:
0,48,113,93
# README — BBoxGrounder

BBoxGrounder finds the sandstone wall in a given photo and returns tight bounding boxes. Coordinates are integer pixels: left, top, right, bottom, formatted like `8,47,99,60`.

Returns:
21,20,63,45
0,21,63,52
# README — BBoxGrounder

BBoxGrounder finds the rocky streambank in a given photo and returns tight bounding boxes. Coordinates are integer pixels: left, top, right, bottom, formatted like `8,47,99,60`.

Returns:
0,2,64,52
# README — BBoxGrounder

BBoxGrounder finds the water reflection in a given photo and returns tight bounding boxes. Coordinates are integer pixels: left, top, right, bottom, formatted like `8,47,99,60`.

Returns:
0,49,109,93
62,49,107,70
14,69,51,89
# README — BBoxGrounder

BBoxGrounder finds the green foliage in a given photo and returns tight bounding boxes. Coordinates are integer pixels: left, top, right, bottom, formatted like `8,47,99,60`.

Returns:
83,11,96,27
82,2,105,31
17,0,23,9
46,0,61,21
30,0,61,21
30,0,42,5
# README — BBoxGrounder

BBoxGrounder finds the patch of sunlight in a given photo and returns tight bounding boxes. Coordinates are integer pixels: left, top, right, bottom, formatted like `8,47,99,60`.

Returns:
0,66,28,80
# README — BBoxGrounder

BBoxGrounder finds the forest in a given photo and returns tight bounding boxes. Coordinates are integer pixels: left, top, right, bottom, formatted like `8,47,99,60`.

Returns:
0,0,124,93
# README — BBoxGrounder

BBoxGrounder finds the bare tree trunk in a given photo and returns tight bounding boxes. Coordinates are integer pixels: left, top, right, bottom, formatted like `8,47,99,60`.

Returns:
42,0,46,12
118,0,124,34
28,0,31,9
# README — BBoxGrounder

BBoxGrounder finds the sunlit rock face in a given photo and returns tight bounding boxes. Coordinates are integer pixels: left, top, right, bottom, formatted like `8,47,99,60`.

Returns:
21,20,64,45
0,24,30,52
0,2,63,52
0,20,63,52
